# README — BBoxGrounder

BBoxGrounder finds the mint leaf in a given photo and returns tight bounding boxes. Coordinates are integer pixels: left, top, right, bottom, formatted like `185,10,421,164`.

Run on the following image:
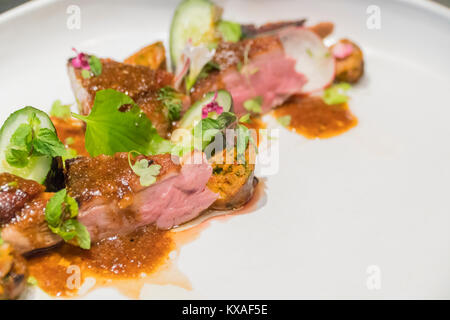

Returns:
45,188,66,227
45,189,90,249
88,55,102,76
5,148,29,168
243,96,263,114
73,89,173,157
323,82,351,105
193,112,237,151
50,100,72,119
33,128,67,157
218,20,242,42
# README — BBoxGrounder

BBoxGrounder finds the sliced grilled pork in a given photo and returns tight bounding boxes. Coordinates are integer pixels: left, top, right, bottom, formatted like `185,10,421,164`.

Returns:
1,193,61,255
68,58,181,137
0,173,44,224
0,173,60,255
191,35,307,115
65,152,218,241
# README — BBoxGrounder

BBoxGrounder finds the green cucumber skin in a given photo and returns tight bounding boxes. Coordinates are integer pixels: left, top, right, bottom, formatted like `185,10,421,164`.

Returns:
0,106,56,184
169,0,216,70
178,90,233,130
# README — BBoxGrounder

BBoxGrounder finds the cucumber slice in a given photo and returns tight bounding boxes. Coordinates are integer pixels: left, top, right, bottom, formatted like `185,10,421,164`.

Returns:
0,106,56,183
170,0,219,69
177,90,233,131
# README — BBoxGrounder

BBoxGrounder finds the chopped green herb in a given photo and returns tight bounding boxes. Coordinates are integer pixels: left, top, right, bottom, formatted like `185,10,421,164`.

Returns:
81,69,91,79
65,137,75,145
88,55,102,76
73,89,173,157
306,48,313,57
239,113,251,124
27,276,38,286
323,82,352,105
157,86,183,121
217,20,242,43
50,100,72,119
277,115,291,127
127,151,161,187
243,96,263,114
7,181,18,188
45,189,90,249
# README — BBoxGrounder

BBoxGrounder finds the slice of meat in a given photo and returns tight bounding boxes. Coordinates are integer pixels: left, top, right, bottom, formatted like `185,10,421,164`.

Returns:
68,58,175,137
1,193,61,255
0,242,28,300
0,173,45,224
191,35,307,115
65,152,218,241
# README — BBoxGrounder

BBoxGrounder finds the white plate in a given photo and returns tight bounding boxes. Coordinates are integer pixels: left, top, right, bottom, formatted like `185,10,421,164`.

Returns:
1,0,449,299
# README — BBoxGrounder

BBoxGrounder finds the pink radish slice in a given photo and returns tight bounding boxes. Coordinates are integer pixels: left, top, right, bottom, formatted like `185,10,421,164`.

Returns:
279,27,335,93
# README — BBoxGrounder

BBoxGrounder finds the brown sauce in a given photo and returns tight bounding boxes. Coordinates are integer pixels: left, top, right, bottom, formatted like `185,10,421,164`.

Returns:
272,95,357,138
51,117,88,156
27,225,175,298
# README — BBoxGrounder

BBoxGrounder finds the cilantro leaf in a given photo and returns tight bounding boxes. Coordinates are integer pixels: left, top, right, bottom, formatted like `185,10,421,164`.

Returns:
45,189,91,250
50,100,72,119
218,20,242,43
73,89,173,157
128,152,161,187
33,128,67,157
243,96,263,114
323,82,351,105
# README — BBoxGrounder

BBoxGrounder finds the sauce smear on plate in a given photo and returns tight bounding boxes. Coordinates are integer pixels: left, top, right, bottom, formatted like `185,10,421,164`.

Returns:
273,95,357,138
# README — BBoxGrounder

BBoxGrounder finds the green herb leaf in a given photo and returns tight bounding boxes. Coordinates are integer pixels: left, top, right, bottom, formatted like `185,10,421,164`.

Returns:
33,128,67,158
323,82,352,105
45,188,67,227
197,61,220,80
157,86,182,121
217,20,242,43
193,112,237,151
81,69,91,79
277,115,291,127
236,124,250,163
45,189,91,250
88,55,102,76
127,152,161,187
27,276,38,286
50,100,72,119
243,96,263,114
239,113,251,124
72,89,173,157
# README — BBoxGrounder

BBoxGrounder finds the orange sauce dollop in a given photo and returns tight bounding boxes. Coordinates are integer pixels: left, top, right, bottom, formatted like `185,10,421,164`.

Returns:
272,95,357,138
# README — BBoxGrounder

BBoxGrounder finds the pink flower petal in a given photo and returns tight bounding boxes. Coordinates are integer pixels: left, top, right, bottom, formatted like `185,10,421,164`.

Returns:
332,43,354,59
